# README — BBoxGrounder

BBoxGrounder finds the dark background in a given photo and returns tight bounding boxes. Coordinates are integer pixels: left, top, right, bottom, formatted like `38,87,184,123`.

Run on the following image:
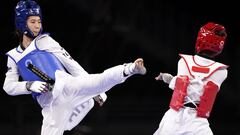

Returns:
0,0,239,135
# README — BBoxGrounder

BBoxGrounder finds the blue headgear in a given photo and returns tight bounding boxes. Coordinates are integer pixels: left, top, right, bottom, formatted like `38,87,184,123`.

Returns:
15,0,42,38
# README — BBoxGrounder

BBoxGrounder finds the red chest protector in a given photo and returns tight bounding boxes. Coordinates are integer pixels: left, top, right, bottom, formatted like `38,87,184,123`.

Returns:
170,54,228,118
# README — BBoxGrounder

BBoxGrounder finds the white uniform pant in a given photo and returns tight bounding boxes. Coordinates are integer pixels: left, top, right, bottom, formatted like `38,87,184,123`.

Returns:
153,108,213,135
39,65,128,135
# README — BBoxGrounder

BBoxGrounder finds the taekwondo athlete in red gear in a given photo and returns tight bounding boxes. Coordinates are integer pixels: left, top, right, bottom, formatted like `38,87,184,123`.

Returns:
153,22,228,135
3,1,147,135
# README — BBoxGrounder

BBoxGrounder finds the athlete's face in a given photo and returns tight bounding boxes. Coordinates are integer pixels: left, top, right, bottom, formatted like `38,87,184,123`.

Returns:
26,16,41,36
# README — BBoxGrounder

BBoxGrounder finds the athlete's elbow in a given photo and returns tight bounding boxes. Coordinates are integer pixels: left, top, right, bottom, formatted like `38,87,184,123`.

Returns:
3,84,17,96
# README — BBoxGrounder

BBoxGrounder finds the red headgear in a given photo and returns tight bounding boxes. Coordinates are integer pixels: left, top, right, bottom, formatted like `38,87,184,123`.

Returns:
195,22,227,56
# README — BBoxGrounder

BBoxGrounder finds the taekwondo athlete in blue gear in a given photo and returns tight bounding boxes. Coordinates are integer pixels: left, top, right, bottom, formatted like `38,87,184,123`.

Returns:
3,0,147,135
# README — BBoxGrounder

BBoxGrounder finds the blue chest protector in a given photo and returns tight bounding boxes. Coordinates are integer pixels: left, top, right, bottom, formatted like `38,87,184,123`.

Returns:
17,50,66,98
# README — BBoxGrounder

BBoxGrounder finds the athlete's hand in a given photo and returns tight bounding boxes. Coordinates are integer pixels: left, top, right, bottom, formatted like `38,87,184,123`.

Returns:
26,81,50,93
93,93,107,106
155,72,173,84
